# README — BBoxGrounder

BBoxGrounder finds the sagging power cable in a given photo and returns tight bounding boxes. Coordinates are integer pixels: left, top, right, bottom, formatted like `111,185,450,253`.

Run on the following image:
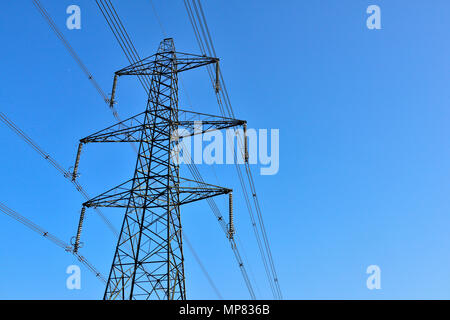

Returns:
183,0,283,299
0,112,118,237
0,201,106,284
32,0,124,125
32,0,108,104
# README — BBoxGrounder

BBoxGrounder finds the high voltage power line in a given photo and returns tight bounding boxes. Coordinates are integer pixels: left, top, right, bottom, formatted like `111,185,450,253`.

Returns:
0,112,117,236
182,0,283,299
183,232,223,299
32,0,108,104
0,201,106,283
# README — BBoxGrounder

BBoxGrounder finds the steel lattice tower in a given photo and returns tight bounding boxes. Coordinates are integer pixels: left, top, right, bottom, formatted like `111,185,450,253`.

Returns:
71,38,245,300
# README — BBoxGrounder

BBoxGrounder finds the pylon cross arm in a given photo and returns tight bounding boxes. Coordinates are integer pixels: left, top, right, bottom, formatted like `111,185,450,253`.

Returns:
82,182,230,210
115,52,218,76
80,112,147,144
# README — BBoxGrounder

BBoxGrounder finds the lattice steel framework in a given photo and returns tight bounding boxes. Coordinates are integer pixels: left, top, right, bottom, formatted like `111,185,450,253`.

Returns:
71,38,245,300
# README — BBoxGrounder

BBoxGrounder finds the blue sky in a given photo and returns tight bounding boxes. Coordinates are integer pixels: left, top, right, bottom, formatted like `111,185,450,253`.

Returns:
0,0,450,299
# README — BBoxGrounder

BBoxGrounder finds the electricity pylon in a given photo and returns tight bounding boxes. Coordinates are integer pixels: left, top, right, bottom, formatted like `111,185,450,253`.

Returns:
71,38,246,300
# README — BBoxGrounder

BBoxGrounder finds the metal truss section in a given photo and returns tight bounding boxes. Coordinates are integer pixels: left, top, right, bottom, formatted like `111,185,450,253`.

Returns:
72,38,245,300
78,109,245,145
116,52,219,76
83,177,230,209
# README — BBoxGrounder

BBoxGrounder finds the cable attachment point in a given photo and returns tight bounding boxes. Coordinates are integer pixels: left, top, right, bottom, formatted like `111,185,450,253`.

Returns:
227,192,235,240
71,142,83,182
243,123,249,163
70,236,84,251
215,61,220,93
109,74,119,109
73,206,86,253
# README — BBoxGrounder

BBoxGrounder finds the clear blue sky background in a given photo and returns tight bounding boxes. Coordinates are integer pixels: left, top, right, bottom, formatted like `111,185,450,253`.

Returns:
0,0,449,299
